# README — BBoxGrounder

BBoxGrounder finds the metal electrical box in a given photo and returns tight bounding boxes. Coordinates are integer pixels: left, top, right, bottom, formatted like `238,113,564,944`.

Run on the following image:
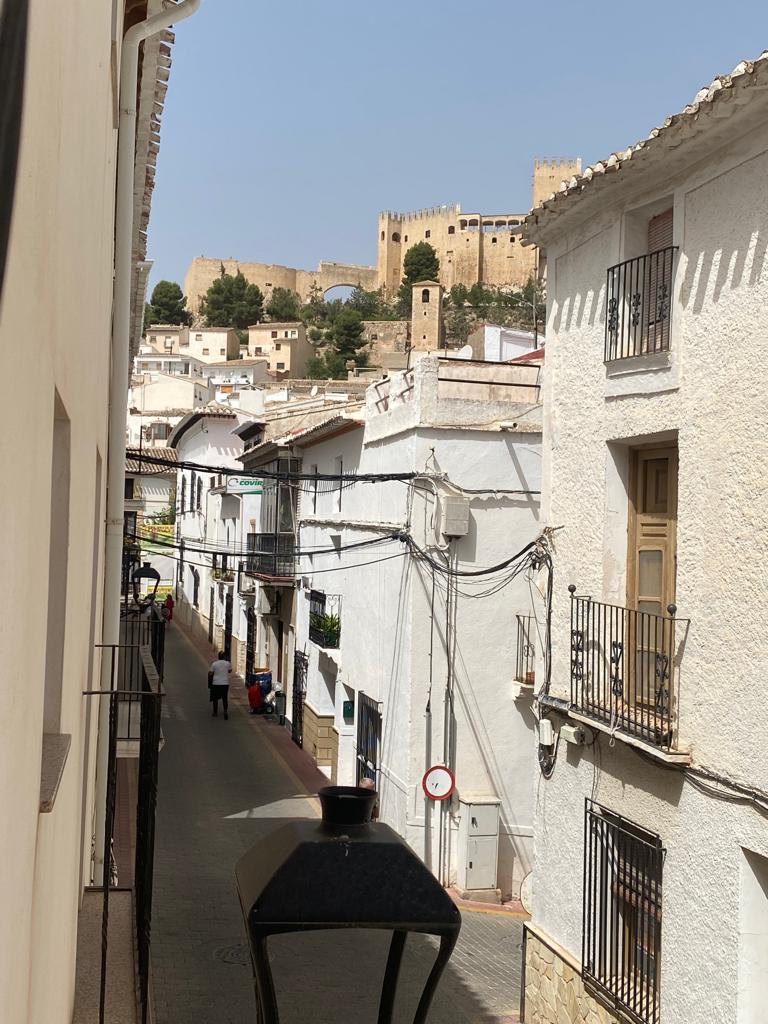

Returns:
456,797,500,892
440,497,471,538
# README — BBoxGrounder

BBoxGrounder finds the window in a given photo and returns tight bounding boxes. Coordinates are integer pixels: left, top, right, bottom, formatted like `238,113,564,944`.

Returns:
275,343,282,350
180,475,187,514
421,289,430,303
124,478,135,500
190,471,196,511
254,346,263,354
196,477,203,511
425,230,431,239
276,362,285,370
583,800,663,1024
392,232,400,242
195,333,203,342
202,348,209,355
220,348,225,355
284,331,290,338
290,330,298,338
381,230,385,241
44,393,71,734
356,693,382,784
271,330,278,339
628,446,677,619
404,235,408,242
149,421,170,441
164,336,173,350
448,225,455,234
192,567,200,608
491,236,497,244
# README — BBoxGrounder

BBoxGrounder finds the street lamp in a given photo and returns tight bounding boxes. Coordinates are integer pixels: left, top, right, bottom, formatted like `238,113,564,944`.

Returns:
236,785,461,1023
132,561,160,608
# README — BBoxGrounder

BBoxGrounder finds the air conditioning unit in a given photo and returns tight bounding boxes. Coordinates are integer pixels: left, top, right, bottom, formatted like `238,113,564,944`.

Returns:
440,496,470,538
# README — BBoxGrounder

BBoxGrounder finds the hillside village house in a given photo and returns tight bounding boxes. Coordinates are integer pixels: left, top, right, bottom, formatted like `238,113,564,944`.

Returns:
0,1,197,1022
247,321,314,376
238,355,544,899
520,52,768,1024
145,323,240,363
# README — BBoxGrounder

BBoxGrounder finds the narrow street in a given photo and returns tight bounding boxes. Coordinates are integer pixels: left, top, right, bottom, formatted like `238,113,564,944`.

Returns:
153,624,524,1024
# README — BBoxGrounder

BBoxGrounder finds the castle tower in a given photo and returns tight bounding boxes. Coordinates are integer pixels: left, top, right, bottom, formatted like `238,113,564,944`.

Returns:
378,212,404,296
411,281,444,351
532,158,582,209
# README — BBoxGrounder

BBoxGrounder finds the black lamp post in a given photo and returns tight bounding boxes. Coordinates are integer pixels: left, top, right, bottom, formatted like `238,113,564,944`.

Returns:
236,785,461,1023
132,561,160,608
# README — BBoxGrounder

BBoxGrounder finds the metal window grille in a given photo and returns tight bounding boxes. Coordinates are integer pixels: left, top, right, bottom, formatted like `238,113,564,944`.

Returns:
292,651,308,747
309,590,341,649
569,589,678,751
514,614,535,684
583,800,663,1024
245,606,256,681
605,247,677,361
356,692,382,784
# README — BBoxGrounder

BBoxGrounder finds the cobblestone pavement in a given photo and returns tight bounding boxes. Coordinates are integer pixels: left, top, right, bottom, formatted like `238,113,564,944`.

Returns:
152,624,524,1023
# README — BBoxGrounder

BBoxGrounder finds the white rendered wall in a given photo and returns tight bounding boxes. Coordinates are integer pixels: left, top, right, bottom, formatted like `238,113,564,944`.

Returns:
297,419,542,897
532,124,768,1022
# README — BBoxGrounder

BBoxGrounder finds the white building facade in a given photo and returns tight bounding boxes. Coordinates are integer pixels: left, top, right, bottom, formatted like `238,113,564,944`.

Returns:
520,53,768,1024
290,355,544,899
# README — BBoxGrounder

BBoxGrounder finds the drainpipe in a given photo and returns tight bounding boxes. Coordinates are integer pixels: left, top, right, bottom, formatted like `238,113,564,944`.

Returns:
94,0,202,877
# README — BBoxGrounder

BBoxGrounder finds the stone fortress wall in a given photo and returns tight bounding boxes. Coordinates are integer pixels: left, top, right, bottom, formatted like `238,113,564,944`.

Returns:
183,159,581,311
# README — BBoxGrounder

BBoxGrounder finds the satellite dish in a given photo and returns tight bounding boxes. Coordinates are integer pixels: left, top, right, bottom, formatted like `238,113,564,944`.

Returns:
310,385,319,397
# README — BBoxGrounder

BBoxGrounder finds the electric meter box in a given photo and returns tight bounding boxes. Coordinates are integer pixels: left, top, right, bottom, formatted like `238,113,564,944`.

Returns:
440,497,471,538
456,797,500,892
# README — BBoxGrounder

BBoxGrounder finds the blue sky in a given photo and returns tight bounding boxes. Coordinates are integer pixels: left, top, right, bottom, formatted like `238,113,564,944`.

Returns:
147,0,768,291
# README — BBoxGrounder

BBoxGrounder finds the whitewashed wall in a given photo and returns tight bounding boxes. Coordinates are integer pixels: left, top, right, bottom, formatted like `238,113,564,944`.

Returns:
533,122,768,1022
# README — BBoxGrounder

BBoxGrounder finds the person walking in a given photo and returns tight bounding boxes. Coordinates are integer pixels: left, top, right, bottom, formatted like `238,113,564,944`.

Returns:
208,651,232,719
164,593,174,622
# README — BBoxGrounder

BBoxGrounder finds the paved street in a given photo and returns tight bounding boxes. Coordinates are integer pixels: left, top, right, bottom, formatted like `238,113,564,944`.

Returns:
153,624,524,1023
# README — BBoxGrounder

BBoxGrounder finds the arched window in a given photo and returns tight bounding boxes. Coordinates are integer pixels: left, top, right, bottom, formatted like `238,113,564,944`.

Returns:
404,235,408,243
448,225,455,235
421,289,430,303
392,232,400,242
491,237,498,244
459,220,467,230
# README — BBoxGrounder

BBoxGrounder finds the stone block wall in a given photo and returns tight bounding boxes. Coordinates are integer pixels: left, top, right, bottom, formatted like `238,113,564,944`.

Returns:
524,929,619,1024
302,702,338,783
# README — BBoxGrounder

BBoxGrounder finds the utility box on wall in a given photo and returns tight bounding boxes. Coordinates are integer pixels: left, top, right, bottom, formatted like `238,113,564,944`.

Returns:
456,797,500,893
440,496,470,538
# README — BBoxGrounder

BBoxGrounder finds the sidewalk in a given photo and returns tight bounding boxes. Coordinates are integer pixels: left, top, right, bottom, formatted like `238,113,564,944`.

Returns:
152,622,524,1023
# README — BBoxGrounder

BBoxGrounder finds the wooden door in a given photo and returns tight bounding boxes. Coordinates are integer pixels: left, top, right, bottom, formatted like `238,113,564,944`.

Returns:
628,447,677,707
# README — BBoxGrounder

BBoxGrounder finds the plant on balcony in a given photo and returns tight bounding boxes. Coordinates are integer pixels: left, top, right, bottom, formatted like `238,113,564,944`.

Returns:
310,612,341,648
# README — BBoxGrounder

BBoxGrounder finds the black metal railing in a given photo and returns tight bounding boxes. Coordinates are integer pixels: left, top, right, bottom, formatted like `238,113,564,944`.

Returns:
292,650,307,747
117,611,165,741
605,247,677,361
246,532,296,578
514,614,535,685
569,588,678,751
87,637,163,1024
583,799,663,1024
309,590,341,648
357,692,382,784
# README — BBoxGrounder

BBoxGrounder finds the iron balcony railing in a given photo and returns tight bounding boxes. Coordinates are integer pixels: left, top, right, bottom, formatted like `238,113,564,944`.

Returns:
514,614,536,685
605,246,677,361
309,590,341,649
569,587,678,752
246,533,296,578
583,800,664,1024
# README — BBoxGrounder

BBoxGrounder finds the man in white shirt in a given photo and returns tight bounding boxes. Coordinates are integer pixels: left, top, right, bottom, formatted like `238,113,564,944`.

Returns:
208,651,232,719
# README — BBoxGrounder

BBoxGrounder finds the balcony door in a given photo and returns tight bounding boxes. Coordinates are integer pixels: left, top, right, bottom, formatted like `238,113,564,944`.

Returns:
627,446,677,712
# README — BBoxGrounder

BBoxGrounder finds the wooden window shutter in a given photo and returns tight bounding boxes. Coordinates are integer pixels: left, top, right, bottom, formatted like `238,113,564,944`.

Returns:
647,208,673,253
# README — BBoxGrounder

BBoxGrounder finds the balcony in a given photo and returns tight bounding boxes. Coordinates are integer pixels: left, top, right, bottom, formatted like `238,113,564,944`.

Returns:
569,588,682,754
605,246,677,361
212,567,235,583
246,533,296,579
309,591,341,649
514,614,536,685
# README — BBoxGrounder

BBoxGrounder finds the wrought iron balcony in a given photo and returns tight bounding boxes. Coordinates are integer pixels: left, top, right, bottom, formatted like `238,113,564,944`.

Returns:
605,246,677,361
569,587,678,751
514,614,536,685
246,533,296,579
309,590,341,649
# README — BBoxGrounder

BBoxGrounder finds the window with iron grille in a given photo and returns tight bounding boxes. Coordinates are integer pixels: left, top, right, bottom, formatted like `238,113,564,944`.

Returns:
583,800,663,1024
356,692,382,784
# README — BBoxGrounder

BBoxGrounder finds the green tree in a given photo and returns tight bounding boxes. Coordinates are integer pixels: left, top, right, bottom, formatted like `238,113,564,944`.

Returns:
326,308,367,364
144,280,193,329
200,270,264,329
397,242,440,314
266,286,302,321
